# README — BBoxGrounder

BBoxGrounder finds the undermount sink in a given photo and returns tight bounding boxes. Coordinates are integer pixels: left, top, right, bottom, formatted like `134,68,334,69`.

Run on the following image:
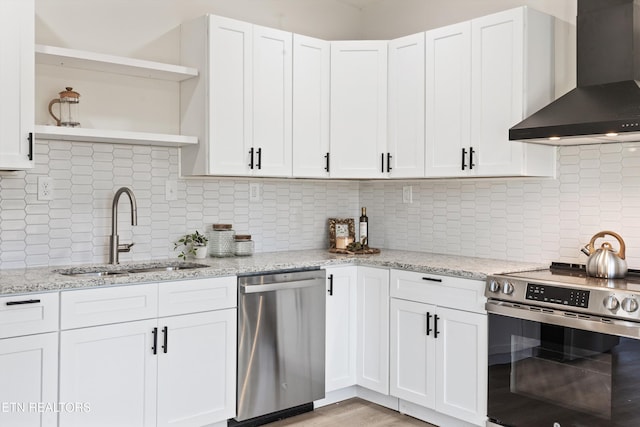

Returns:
56,262,209,277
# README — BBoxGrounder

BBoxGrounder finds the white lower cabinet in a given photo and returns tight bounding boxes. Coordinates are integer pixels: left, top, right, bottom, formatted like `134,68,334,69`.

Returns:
356,266,390,395
59,278,237,427
324,266,357,392
0,332,58,427
389,270,487,426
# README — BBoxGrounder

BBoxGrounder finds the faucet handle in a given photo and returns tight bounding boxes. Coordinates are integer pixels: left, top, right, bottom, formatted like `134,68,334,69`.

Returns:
118,243,135,253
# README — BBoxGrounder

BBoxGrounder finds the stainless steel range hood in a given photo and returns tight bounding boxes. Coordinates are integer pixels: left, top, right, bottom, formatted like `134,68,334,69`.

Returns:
510,0,640,145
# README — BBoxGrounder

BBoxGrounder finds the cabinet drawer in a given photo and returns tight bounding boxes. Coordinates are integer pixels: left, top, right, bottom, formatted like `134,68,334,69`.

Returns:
0,293,59,338
390,269,485,313
158,276,237,317
61,283,158,329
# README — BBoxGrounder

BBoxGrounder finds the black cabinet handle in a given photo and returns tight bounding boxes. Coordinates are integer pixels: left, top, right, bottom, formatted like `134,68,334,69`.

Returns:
328,274,334,296
381,153,385,173
324,152,330,172
469,146,475,170
28,132,33,161
422,276,443,283
6,299,41,306
152,327,158,355
256,148,262,170
162,326,168,354
434,315,440,338
387,153,392,172
426,312,432,336
248,148,254,169
461,147,467,170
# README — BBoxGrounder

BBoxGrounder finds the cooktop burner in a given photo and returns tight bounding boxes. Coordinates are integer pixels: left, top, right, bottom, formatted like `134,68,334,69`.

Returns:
487,262,640,321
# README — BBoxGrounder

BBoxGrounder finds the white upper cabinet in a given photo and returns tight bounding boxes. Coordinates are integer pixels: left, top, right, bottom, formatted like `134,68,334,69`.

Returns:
426,7,556,178
330,41,388,178
471,7,556,177
388,32,426,178
252,25,293,177
180,15,292,177
425,22,472,177
292,34,331,178
0,0,34,171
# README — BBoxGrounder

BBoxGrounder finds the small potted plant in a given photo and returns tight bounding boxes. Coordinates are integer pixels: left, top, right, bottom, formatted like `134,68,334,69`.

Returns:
174,230,209,259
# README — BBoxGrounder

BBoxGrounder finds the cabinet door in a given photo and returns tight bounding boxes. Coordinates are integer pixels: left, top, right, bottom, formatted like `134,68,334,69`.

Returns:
330,41,387,178
157,309,236,427
388,32,425,178
435,307,487,426
356,267,389,394
180,15,253,176
0,0,34,170
425,21,472,177
292,34,330,178
390,299,436,409
59,320,158,427
325,266,357,392
0,333,57,427
253,25,292,177
471,8,525,175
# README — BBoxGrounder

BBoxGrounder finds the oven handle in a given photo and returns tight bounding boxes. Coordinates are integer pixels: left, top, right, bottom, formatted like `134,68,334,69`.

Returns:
486,300,640,340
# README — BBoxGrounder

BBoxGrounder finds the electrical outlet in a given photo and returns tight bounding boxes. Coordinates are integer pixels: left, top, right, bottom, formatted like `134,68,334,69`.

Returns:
165,180,178,201
249,182,262,202
38,176,53,201
402,185,413,204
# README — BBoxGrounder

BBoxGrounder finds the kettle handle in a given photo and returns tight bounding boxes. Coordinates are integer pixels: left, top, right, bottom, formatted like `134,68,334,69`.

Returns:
587,230,626,259
48,99,61,126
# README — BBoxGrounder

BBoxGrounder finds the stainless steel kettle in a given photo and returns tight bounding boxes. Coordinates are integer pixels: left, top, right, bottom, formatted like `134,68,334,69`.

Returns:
580,230,628,279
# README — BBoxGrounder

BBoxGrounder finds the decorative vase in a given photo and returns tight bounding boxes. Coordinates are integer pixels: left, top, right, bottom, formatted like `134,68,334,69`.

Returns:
193,245,208,259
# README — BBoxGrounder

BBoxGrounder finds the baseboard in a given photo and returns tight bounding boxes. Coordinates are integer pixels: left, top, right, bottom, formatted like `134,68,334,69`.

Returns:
399,399,484,427
314,386,357,408
356,386,399,411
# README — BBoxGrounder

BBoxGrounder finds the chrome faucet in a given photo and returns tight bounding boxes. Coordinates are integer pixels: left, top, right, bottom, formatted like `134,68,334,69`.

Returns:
109,187,138,264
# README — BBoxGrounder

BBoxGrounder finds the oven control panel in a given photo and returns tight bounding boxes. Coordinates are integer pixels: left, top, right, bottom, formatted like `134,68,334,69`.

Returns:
525,284,590,308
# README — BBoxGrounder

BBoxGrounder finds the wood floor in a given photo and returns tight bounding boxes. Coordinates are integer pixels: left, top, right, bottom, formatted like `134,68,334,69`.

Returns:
264,398,436,427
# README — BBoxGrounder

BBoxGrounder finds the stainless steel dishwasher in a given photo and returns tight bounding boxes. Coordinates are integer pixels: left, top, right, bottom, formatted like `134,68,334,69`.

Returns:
234,268,326,424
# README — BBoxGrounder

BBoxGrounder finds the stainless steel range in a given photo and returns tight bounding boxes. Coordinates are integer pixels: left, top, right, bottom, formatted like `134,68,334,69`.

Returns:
485,263,640,427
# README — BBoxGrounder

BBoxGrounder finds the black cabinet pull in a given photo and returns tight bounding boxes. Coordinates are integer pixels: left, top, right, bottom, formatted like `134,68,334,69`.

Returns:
461,147,467,170
28,132,33,161
256,148,262,170
328,274,334,296
469,146,475,170
152,327,158,355
162,326,168,354
324,152,330,172
6,299,41,306
434,315,440,338
387,153,392,172
426,312,432,336
381,153,385,173
248,148,254,169
422,276,443,283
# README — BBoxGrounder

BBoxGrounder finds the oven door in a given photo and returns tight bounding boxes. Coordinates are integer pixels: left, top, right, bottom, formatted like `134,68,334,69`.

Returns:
487,301,640,427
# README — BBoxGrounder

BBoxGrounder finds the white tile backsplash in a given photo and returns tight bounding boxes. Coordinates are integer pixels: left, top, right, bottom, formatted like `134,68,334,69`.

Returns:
2,140,640,269
359,141,640,268
0,140,360,268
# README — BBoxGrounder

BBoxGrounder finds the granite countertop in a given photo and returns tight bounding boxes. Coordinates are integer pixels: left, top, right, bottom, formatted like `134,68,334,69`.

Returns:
0,249,547,296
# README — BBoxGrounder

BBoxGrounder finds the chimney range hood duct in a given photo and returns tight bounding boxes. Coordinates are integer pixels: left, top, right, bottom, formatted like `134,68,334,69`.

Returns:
510,0,640,145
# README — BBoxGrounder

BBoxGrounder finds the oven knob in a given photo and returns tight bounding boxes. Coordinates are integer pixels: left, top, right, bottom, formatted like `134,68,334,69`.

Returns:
622,297,639,313
502,281,514,295
488,280,501,293
603,295,620,311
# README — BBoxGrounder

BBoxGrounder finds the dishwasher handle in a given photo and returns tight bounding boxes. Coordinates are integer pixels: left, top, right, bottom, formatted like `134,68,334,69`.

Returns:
240,277,322,294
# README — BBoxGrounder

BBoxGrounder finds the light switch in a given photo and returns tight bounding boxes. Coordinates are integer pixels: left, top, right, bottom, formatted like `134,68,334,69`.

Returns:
165,180,178,201
403,185,413,204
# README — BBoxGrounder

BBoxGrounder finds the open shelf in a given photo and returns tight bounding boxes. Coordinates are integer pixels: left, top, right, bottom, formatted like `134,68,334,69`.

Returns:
34,125,198,147
35,44,198,81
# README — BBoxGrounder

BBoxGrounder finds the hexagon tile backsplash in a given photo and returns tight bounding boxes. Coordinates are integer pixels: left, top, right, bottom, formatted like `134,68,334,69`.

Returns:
2,140,640,269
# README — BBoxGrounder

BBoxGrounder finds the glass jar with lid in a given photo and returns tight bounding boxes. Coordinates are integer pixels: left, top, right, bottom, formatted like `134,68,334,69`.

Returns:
234,234,254,256
208,224,235,257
